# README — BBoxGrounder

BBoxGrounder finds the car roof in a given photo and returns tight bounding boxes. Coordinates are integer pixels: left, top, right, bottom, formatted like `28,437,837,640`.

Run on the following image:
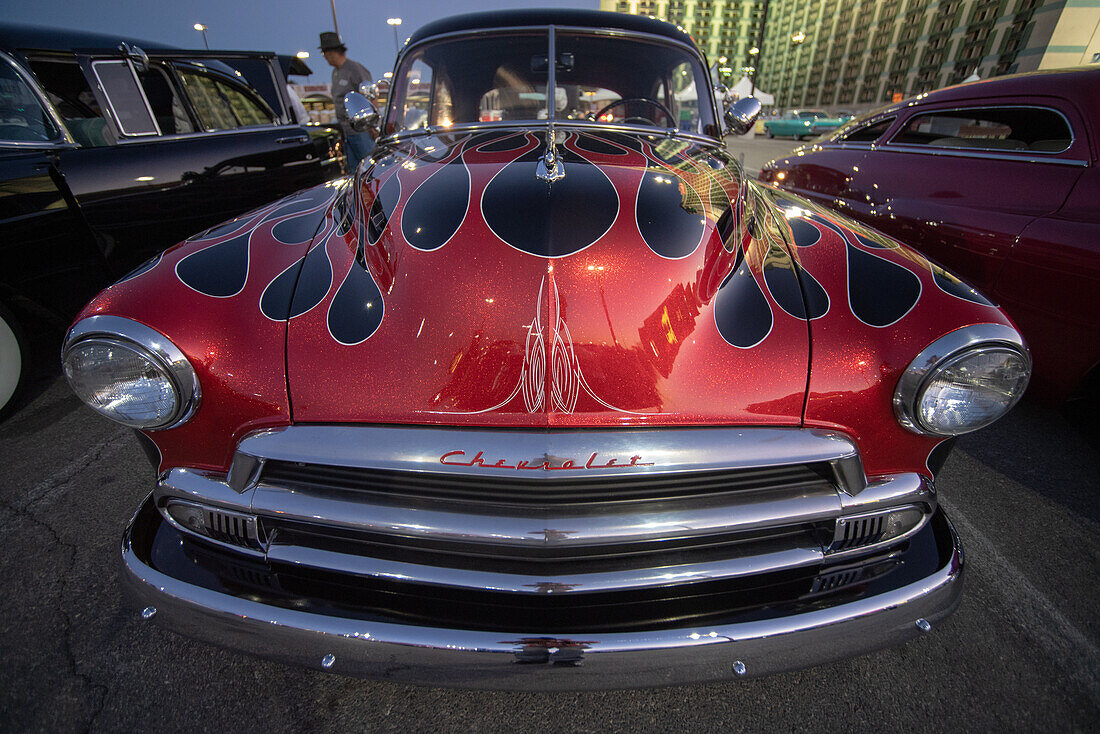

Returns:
874,66,1100,117
0,21,176,53
407,9,695,48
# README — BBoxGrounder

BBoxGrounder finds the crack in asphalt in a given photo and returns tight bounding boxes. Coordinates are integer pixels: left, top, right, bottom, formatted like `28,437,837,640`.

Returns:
0,428,129,730
944,500,1100,709
0,429,129,534
0,492,110,732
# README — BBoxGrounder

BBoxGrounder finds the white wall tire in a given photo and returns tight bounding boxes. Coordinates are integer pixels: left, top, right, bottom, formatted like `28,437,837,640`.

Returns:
0,304,26,421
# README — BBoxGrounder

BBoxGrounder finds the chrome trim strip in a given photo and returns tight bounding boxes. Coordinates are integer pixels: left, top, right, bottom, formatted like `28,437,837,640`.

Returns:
877,144,1087,167
894,323,1030,436
110,124,296,145
159,466,929,555
249,480,841,547
157,468,255,509
837,472,934,513
233,425,861,481
120,501,964,689
265,543,825,594
63,315,202,430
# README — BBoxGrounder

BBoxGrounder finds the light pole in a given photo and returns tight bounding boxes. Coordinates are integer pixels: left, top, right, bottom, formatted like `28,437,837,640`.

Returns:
296,51,310,83
387,18,402,56
193,23,209,50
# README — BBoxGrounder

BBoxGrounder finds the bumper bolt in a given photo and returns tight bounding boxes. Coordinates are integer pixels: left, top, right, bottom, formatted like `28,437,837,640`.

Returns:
141,606,156,620
321,654,336,669
733,660,747,676
916,618,932,632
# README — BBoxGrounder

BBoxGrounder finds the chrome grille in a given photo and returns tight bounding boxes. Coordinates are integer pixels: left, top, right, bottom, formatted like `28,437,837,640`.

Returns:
258,460,835,506
156,427,939,599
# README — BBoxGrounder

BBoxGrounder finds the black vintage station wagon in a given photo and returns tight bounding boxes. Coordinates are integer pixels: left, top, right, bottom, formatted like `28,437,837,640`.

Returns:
0,23,344,417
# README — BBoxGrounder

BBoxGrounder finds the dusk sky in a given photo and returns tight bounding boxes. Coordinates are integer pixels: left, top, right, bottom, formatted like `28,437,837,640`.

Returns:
7,0,597,83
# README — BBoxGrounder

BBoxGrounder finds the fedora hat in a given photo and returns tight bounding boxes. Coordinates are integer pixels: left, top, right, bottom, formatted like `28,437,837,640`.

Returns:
318,31,346,51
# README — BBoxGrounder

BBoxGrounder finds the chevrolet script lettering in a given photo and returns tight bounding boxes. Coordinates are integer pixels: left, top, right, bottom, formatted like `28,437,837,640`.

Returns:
439,450,654,471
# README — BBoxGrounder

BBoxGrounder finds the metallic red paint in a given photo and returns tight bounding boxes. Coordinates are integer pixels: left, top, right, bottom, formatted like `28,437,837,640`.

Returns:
759,68,1100,401
74,128,1017,482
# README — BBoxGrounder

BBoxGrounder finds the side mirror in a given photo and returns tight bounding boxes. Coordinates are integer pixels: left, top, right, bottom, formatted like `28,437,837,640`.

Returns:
360,79,391,101
344,91,380,132
724,97,762,136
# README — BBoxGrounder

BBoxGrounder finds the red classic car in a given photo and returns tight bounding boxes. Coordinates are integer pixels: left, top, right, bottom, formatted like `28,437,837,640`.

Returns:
61,10,1031,688
759,68,1100,404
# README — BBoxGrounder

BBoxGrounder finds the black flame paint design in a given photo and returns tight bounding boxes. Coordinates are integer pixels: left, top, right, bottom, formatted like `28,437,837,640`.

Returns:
176,187,338,300
159,130,996,355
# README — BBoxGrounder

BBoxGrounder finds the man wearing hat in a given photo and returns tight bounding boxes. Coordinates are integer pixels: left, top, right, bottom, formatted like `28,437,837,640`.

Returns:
320,31,374,172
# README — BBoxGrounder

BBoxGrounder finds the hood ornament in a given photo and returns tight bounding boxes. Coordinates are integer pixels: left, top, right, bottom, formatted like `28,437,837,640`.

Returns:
536,127,565,183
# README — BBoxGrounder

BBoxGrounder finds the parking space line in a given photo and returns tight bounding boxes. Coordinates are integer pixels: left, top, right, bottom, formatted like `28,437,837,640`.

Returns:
944,502,1100,706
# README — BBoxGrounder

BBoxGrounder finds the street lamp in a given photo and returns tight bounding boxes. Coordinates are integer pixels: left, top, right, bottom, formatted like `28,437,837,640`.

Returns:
387,18,402,56
193,23,209,50
792,30,806,44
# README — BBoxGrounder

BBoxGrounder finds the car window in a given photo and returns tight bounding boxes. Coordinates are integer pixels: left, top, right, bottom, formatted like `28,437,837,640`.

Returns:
28,57,114,147
400,58,434,129
0,56,60,142
137,65,195,135
890,106,1072,153
91,60,158,136
178,69,275,131
387,30,716,136
839,117,894,143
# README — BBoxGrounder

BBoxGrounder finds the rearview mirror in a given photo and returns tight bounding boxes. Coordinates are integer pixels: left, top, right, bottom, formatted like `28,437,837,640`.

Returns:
724,97,762,136
344,92,380,132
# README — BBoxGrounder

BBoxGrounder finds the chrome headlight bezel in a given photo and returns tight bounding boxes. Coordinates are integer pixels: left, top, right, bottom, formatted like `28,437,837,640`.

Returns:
894,323,1030,437
62,315,200,430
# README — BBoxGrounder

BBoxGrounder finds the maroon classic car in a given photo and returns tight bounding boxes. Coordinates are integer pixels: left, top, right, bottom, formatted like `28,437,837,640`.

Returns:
759,68,1100,404
60,10,1031,688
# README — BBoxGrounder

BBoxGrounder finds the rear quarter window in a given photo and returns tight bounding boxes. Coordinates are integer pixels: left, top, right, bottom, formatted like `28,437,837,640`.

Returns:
838,117,894,143
890,106,1072,153
91,60,158,136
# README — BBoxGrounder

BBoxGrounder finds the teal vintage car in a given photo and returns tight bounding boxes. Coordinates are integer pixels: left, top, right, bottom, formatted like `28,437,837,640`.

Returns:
763,109,848,139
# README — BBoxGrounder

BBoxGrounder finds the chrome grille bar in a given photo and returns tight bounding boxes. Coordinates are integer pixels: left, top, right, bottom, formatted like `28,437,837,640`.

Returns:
229,425,867,493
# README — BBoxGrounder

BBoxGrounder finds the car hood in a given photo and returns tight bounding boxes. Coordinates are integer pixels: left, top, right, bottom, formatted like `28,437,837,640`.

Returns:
283,129,812,427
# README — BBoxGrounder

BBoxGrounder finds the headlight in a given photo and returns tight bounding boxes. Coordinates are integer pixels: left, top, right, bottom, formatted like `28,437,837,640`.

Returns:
894,324,1029,436
62,315,200,430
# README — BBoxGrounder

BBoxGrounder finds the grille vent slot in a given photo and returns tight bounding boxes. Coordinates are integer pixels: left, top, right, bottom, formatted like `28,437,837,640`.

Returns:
832,515,885,551
205,509,262,550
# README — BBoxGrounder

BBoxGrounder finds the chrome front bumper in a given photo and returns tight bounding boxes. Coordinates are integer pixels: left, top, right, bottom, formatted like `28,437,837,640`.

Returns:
121,498,963,690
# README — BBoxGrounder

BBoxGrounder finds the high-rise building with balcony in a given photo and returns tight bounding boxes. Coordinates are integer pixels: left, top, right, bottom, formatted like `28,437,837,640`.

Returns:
604,0,1100,110
600,1,769,86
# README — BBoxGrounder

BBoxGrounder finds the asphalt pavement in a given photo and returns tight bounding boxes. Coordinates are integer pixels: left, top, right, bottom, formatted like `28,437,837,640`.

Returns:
1,172,1098,731
725,133,805,175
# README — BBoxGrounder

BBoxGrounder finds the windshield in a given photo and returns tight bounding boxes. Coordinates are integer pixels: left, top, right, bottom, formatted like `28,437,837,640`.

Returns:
797,110,828,120
384,29,717,137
